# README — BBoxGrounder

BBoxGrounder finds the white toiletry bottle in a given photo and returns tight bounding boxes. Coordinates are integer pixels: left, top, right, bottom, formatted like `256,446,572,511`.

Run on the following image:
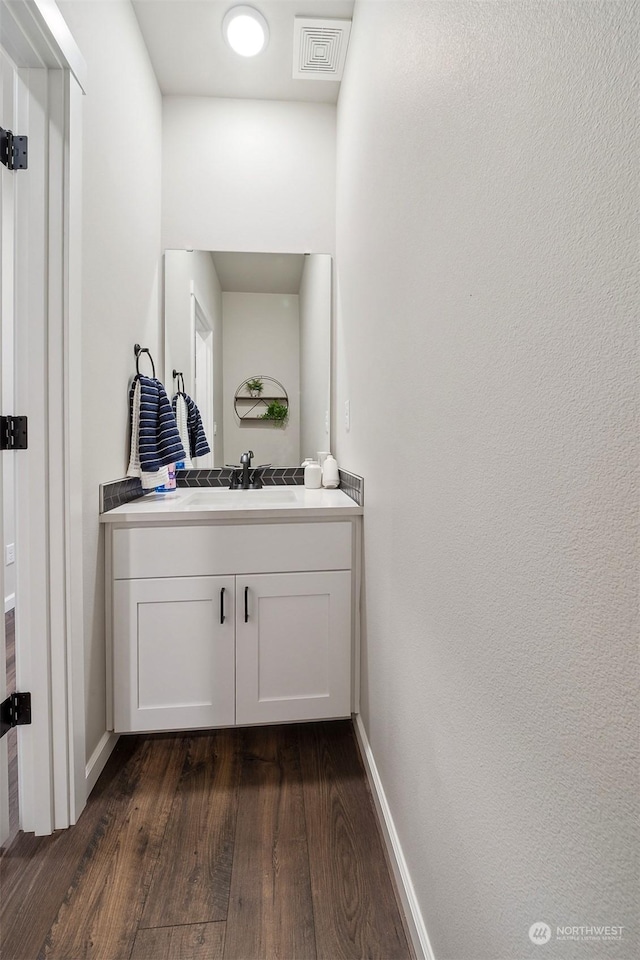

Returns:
317,451,330,470
322,455,339,488
304,460,322,489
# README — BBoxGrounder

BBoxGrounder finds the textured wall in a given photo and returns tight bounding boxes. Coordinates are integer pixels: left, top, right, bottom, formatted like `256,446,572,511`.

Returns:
335,2,638,958
162,97,336,255
59,1,163,763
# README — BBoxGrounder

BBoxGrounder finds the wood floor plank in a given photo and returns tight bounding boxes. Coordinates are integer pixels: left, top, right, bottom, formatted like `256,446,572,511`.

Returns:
0,735,142,960
131,922,226,960
2,722,414,960
40,735,186,960
140,730,242,928
223,725,316,960
298,721,412,960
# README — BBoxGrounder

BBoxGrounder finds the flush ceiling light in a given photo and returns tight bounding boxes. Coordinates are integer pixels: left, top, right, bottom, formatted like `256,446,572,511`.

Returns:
223,6,269,57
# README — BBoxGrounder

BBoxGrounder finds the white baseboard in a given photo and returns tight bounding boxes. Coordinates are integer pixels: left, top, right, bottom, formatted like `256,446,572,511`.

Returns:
353,713,436,960
85,730,119,797
4,593,15,613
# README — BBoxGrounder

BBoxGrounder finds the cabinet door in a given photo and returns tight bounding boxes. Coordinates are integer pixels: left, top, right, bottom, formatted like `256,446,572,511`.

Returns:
113,576,235,732
236,571,351,725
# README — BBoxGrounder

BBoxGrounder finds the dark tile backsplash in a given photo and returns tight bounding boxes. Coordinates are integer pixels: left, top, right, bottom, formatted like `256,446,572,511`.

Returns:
99,477,144,513
176,467,305,487
338,469,364,506
100,467,364,512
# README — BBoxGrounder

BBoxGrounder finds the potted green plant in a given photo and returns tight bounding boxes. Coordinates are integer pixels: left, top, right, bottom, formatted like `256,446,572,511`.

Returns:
260,399,288,425
246,378,264,398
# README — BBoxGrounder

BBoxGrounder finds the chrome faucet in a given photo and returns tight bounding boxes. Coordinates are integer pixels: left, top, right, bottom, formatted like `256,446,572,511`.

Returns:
239,450,254,489
226,451,270,489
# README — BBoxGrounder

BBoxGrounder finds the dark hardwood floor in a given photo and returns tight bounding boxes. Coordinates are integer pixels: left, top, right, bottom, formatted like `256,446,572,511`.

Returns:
0,720,413,960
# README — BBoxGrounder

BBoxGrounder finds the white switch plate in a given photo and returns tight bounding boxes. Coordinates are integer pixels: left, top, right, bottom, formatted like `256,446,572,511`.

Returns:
344,400,350,432
6,543,15,565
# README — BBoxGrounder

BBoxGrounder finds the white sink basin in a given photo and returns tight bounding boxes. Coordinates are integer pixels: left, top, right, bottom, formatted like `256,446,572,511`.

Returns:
183,487,299,506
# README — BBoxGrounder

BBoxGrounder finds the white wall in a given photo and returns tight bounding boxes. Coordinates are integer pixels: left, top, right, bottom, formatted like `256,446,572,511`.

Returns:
164,250,224,466
59,0,162,764
299,254,332,462
336,3,638,959
222,293,300,466
162,97,336,255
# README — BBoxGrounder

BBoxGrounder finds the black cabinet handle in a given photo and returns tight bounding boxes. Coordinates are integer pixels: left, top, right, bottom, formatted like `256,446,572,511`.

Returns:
220,587,225,624
244,586,249,623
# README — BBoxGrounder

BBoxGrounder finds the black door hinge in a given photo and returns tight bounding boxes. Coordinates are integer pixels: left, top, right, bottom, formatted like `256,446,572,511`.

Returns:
0,692,31,739
0,416,28,450
0,127,28,171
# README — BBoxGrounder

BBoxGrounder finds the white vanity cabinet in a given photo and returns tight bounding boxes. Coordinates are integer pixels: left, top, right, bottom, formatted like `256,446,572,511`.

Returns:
235,570,351,725
113,575,235,732
107,518,357,733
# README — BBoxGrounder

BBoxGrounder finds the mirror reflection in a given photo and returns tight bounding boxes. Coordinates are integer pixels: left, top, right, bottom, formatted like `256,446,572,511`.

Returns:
164,250,331,468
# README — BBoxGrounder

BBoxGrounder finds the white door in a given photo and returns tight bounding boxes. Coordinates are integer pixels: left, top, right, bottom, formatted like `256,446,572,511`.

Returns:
113,576,236,732
0,141,7,846
0,44,15,849
236,571,352,725
0,0,87,838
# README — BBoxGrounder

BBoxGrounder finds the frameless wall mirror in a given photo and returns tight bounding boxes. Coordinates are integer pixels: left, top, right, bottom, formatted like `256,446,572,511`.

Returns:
164,250,331,468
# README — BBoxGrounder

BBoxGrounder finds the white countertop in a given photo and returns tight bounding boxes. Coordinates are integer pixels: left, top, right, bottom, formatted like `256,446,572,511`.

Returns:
100,485,363,523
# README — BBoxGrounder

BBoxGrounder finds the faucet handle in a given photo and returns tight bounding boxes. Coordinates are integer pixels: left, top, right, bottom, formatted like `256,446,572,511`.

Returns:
226,467,241,489
250,464,271,489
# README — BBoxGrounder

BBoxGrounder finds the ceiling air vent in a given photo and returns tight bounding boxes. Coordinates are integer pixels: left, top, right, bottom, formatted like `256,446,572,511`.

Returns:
292,17,352,82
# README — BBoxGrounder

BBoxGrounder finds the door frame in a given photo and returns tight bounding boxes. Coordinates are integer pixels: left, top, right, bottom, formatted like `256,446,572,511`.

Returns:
1,0,86,835
0,35,13,849
190,283,215,467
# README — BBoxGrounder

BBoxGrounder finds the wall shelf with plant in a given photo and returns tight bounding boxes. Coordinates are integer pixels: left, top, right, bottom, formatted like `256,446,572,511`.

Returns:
234,376,289,425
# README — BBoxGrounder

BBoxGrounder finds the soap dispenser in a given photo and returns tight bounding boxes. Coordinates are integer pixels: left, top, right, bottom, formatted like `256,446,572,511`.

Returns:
322,455,339,488
304,460,322,489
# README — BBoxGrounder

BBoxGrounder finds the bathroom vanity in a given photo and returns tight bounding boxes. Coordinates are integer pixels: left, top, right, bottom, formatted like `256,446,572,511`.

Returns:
101,487,362,734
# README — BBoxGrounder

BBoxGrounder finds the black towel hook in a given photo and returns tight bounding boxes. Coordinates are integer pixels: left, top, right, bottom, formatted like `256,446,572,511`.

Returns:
134,344,156,378
172,369,185,394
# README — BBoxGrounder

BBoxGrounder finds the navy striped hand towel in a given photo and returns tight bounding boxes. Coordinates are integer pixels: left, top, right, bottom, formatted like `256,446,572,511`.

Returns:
128,375,186,488
171,392,211,461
